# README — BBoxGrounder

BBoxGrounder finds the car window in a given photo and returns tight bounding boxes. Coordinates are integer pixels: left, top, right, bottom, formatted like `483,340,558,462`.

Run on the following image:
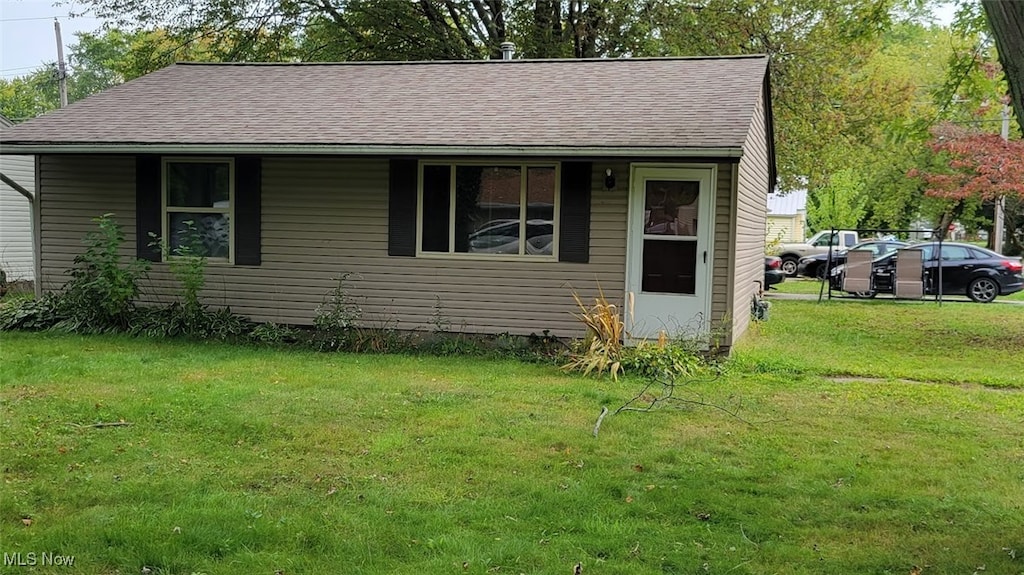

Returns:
936,245,971,260
969,247,995,259
916,245,933,260
813,234,835,247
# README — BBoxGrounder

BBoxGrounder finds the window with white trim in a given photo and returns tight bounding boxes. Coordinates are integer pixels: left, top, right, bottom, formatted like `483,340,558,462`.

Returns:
162,158,234,260
419,163,558,257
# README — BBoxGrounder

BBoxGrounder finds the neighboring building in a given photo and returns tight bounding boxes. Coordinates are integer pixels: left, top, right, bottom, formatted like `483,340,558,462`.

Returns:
0,114,36,284
766,189,807,243
0,56,776,348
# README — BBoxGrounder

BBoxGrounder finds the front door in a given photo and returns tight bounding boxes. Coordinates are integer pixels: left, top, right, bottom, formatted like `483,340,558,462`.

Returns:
626,166,715,339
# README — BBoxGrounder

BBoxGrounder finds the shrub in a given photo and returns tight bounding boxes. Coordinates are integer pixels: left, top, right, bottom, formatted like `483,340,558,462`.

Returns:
0,294,63,331
57,214,150,332
620,339,708,382
128,304,251,341
249,321,300,345
312,273,363,351
562,287,624,379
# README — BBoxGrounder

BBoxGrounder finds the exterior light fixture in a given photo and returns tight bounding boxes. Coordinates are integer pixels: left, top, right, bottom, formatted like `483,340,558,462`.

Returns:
605,168,615,190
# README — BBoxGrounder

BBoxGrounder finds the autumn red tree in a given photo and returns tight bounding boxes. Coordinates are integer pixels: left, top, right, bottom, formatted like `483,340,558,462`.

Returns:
912,122,1024,200
909,121,1024,247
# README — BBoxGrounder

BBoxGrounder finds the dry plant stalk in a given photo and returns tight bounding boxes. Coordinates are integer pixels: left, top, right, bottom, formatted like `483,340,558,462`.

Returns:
562,285,625,379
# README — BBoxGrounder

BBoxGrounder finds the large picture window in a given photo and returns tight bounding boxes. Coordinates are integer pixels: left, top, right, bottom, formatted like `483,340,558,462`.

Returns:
419,163,558,258
163,158,233,260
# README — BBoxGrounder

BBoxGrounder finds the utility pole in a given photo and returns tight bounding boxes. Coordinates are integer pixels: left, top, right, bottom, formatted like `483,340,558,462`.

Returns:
994,104,1009,252
54,19,68,107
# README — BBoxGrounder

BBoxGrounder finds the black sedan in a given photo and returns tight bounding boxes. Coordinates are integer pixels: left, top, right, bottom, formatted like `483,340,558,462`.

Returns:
829,242,1024,302
797,240,909,279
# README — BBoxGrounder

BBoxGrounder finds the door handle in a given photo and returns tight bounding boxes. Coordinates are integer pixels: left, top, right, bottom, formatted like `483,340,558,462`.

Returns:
703,251,707,264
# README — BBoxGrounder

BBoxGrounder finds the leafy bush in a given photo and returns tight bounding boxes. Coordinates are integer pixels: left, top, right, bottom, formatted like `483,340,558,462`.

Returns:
129,304,251,341
312,273,363,351
57,214,150,332
151,219,207,316
562,287,624,379
0,295,63,331
249,321,300,345
620,340,708,381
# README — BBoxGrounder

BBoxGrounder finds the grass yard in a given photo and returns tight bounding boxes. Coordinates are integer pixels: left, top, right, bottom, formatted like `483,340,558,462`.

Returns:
1,301,1023,575
772,276,1024,302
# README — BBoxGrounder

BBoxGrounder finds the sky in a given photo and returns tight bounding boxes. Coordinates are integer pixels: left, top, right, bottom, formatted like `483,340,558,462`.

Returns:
1,1,960,81
1,0,105,79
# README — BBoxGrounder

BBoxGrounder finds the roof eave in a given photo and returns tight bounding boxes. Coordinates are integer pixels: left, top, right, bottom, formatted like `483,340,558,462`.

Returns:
0,143,745,158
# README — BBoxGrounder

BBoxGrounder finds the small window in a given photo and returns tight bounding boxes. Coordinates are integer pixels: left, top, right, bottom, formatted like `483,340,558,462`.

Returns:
163,159,233,260
419,163,558,258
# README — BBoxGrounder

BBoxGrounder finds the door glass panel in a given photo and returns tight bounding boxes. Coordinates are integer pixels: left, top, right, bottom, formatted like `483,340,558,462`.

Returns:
644,180,699,236
642,240,697,294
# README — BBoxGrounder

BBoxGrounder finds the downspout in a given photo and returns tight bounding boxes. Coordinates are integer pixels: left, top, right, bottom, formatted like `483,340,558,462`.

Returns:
0,169,38,296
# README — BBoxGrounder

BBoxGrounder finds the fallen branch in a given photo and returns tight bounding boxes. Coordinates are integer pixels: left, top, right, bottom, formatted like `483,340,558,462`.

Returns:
615,374,784,427
592,406,609,437
69,421,133,429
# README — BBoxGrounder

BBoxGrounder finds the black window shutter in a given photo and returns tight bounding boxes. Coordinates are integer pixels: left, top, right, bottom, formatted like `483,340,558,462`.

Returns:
559,161,592,263
388,159,418,256
234,156,262,266
136,155,162,262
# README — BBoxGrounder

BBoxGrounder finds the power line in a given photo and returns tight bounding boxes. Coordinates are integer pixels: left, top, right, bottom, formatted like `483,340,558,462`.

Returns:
0,15,100,22
0,65,51,74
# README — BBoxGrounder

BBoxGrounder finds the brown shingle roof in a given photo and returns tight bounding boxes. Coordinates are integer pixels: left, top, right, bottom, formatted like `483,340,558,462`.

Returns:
0,56,768,153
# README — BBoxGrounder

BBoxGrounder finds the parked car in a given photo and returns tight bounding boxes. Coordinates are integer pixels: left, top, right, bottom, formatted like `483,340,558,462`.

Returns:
468,219,553,254
797,240,909,279
764,256,785,290
776,229,859,276
829,242,1024,302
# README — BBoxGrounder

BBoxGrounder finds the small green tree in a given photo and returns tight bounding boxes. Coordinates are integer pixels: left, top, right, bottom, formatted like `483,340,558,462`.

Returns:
59,214,150,331
807,168,868,232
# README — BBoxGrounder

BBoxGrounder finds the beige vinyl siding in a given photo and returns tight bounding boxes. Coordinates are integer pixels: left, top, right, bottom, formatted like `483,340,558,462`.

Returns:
0,153,36,281
712,163,734,342
733,86,771,345
38,155,625,337
38,156,136,292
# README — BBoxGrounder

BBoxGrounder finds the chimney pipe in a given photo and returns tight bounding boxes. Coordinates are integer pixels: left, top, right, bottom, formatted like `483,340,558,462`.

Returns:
500,42,515,60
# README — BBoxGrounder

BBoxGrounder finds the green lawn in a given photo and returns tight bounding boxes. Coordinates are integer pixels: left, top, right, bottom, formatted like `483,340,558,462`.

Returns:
1,301,1023,574
773,276,1024,302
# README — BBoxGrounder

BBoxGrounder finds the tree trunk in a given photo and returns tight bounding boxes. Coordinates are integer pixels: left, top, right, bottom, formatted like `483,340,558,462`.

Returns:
932,200,965,242
982,0,1024,133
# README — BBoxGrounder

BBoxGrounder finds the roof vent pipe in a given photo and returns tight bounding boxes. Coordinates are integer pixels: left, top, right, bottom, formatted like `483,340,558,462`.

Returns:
500,42,515,60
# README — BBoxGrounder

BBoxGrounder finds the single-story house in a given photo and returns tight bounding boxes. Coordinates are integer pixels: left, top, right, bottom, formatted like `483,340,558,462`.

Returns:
0,114,36,285
0,56,776,348
766,189,807,243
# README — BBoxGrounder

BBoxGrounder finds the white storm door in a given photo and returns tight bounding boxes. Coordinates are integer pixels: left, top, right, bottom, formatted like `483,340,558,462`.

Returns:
626,166,715,339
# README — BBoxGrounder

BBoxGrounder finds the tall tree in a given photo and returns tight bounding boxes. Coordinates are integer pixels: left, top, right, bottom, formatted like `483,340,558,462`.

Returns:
981,0,1024,132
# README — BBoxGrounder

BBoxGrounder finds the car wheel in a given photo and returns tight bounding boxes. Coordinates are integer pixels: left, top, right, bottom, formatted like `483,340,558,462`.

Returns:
814,265,826,280
967,277,998,303
781,257,798,276
852,290,877,299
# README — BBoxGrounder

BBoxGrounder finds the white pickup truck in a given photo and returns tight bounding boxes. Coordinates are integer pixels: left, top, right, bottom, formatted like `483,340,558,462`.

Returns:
776,230,859,276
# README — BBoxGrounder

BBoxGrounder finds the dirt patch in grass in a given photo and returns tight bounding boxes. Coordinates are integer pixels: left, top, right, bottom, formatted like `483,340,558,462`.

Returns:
826,375,1023,392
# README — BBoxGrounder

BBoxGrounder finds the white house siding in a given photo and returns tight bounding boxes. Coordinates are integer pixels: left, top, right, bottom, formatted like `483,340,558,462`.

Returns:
733,87,771,345
38,155,628,337
0,153,36,282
